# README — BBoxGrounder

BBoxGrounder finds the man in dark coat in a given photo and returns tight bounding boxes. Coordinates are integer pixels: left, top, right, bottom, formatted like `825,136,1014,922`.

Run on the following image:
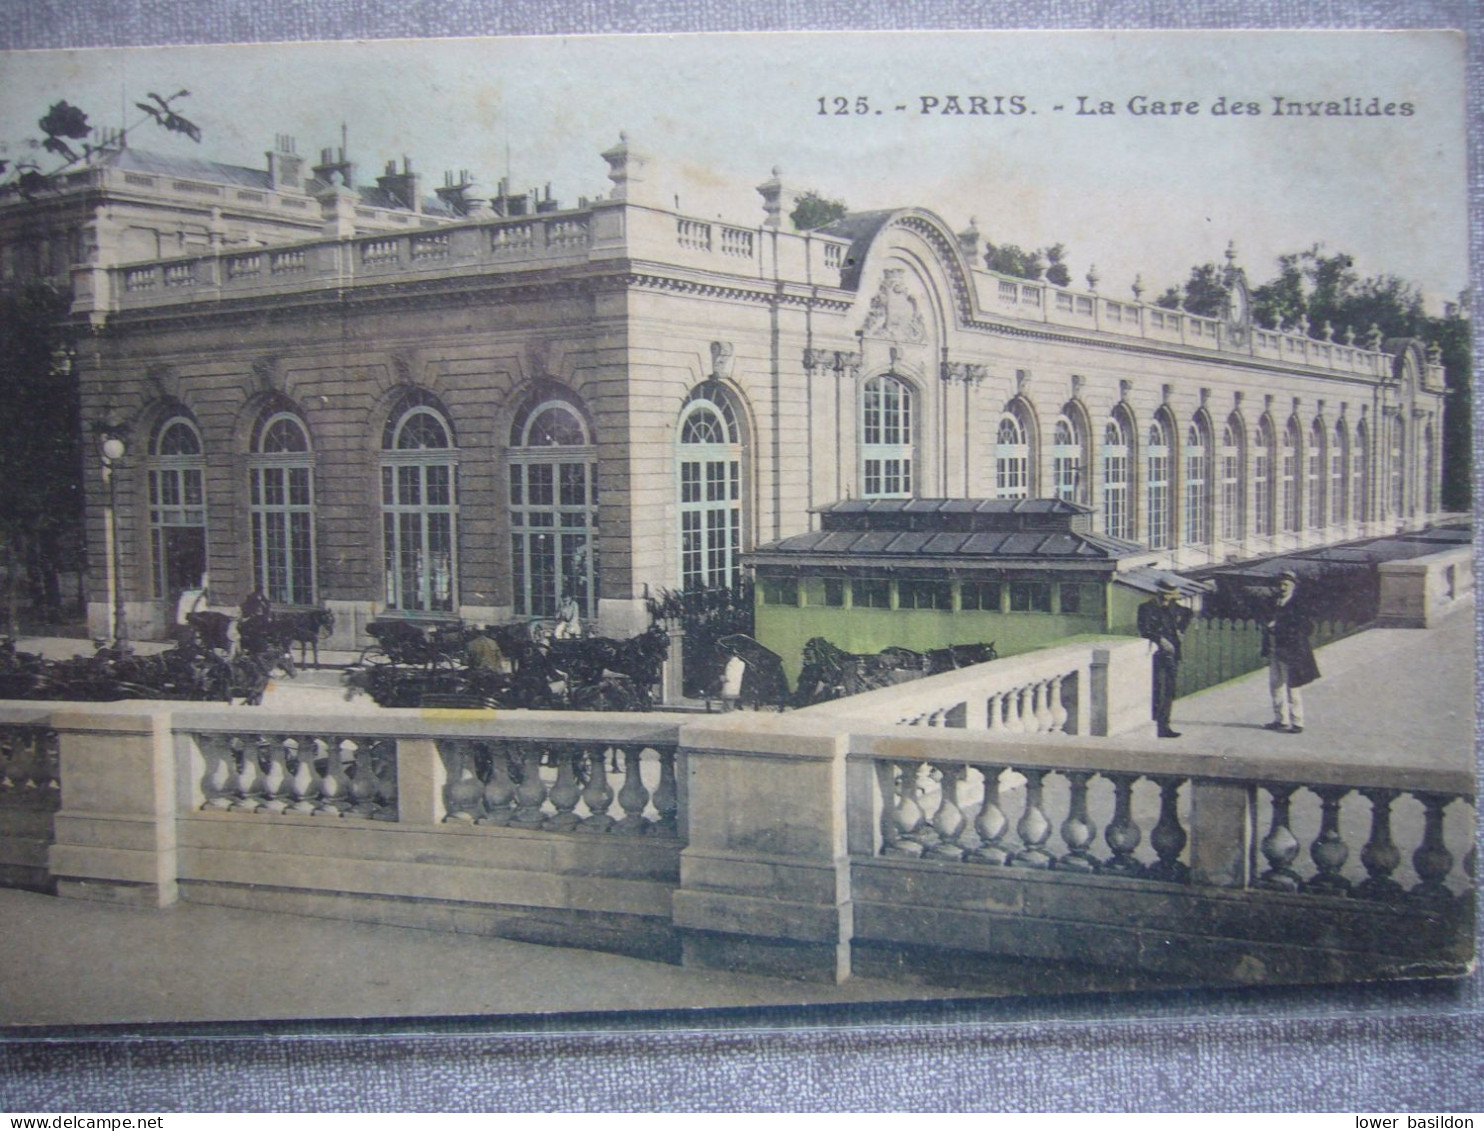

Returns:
1262,569,1320,734
1137,578,1193,738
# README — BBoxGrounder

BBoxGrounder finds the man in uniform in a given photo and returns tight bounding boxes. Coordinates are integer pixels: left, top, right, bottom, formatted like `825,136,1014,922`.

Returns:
1137,577,1193,739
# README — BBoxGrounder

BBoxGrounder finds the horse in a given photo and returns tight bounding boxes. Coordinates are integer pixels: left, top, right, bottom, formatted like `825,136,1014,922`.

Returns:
185,610,234,653
270,607,336,667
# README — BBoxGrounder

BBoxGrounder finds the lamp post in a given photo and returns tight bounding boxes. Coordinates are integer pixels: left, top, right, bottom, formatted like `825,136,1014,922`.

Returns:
98,431,128,651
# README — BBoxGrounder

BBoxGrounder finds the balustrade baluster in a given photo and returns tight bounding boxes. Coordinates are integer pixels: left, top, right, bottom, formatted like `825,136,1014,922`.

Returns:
1056,771,1098,872
199,734,236,810
1102,773,1143,875
259,736,291,815
885,760,927,857
926,763,967,860
575,746,615,833
1145,776,1189,883
1012,769,1054,868
543,747,583,831
477,744,517,826
1001,688,1023,732
1356,788,1403,900
1032,682,1052,732
1018,686,1036,733
1256,784,1303,891
37,731,58,801
986,692,1003,731
344,740,378,819
614,746,652,835
1410,792,1456,904
316,737,351,816
229,736,265,812
285,736,320,814
0,731,17,792
652,747,679,837
968,765,1010,864
1307,785,1352,893
876,760,904,855
372,742,398,822
509,743,548,828
443,741,485,823
1048,675,1069,733
1,730,34,792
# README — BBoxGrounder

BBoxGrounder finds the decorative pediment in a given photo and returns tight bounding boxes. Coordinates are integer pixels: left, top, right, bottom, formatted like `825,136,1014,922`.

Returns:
860,267,927,345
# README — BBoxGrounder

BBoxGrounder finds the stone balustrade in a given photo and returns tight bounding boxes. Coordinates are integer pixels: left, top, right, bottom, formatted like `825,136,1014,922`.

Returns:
794,637,1149,737
1376,545,1473,627
0,686,1472,987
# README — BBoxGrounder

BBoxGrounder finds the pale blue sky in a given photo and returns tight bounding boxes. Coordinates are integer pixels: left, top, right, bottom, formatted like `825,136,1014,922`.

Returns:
0,30,1468,307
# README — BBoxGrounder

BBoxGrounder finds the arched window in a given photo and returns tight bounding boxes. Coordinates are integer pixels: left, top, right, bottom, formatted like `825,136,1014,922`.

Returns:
509,398,597,619
1220,418,1243,541
1146,418,1172,549
1306,420,1325,529
1102,416,1132,541
148,416,207,600
1185,420,1210,546
381,401,458,613
250,411,315,605
995,411,1029,499
1254,419,1274,537
1281,418,1300,533
1389,413,1405,516
1051,414,1083,503
678,394,742,590
861,375,913,498
1330,422,1348,525
1353,420,1370,524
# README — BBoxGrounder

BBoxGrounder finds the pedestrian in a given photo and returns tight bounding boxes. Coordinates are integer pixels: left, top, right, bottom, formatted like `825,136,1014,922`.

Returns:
1137,577,1193,738
1262,568,1320,734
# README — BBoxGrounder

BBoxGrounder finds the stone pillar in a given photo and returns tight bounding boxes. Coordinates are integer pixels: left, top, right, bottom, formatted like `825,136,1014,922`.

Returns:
672,716,855,982
49,705,178,907
1188,780,1251,887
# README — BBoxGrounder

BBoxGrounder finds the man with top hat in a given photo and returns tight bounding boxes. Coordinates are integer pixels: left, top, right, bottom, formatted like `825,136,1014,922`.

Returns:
1262,568,1320,734
1137,577,1193,739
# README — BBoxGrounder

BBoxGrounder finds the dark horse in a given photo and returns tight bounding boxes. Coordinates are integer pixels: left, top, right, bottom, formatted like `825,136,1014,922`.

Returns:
268,607,336,667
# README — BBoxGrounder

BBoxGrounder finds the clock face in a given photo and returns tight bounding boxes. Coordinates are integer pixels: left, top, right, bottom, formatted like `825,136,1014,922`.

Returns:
1228,279,1250,327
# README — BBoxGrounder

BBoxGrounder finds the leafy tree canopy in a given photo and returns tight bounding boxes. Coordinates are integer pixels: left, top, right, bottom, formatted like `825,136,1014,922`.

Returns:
790,190,848,232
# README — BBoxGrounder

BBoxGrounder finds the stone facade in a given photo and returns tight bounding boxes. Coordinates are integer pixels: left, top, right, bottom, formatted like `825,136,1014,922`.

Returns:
56,135,1447,645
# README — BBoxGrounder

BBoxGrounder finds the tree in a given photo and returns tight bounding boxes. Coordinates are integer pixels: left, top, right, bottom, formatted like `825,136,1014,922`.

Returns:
0,92,202,625
1044,243,1071,287
790,190,848,231
1153,285,1183,310
984,241,1046,280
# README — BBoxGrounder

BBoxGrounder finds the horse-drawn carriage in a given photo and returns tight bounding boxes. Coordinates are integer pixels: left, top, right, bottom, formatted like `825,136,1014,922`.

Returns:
791,637,998,707
345,618,670,712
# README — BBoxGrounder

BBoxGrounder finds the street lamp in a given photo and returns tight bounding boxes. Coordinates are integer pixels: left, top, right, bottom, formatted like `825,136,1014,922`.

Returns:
97,429,128,651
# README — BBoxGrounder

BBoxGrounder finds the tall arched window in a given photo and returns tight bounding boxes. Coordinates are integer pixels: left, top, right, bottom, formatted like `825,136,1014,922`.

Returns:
1051,414,1083,503
677,394,742,590
1281,418,1300,533
1353,420,1370,524
1102,415,1131,541
1185,420,1210,546
381,401,458,614
861,375,913,498
509,398,598,619
1306,420,1325,529
995,411,1029,499
1220,418,1243,541
149,416,207,600
1389,413,1405,516
250,411,315,605
1254,419,1274,537
1146,417,1172,549
1330,421,1348,525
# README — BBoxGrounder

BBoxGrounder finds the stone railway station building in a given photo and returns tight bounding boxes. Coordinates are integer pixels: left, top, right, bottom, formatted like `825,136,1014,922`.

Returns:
3,132,1449,648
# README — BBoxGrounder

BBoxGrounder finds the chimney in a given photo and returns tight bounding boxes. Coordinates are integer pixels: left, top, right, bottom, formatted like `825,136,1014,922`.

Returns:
266,134,305,191
376,155,422,214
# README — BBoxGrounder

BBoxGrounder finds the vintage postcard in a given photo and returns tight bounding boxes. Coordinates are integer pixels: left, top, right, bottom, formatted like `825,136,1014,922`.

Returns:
0,30,1473,1026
